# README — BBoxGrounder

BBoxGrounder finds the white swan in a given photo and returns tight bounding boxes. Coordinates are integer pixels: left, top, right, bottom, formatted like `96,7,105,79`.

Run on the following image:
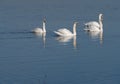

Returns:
84,14,103,32
54,22,78,36
32,18,46,33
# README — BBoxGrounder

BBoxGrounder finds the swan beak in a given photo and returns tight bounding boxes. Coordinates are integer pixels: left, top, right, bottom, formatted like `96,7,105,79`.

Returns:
74,22,79,24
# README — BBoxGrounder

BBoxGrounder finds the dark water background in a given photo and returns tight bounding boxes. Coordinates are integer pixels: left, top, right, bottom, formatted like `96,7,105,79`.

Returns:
0,0,120,84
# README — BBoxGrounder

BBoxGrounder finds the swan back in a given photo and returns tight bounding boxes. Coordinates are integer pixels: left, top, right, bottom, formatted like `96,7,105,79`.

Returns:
32,27,43,33
54,28,73,36
58,28,72,35
85,21,100,28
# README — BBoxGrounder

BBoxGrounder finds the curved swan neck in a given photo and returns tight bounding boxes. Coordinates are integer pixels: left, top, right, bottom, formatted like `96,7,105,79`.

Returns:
43,20,46,32
73,22,77,35
99,14,103,31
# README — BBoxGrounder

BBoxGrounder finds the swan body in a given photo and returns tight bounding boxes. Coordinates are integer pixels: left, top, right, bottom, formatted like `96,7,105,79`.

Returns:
84,14,103,32
54,22,78,36
32,28,43,33
84,26,100,32
32,19,46,33
54,28,73,36
85,21,100,28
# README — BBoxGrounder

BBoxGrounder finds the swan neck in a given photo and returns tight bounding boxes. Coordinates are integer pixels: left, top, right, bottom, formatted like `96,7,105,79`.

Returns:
73,23,77,35
43,21,46,32
99,19,103,31
99,14,103,31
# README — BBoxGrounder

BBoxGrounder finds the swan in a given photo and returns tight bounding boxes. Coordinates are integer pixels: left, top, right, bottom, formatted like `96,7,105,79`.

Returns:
84,14,103,32
32,18,46,33
54,22,78,36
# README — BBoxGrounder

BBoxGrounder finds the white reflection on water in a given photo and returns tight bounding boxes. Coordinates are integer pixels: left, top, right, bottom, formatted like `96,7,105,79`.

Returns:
33,32,46,48
85,31,103,44
55,36,77,49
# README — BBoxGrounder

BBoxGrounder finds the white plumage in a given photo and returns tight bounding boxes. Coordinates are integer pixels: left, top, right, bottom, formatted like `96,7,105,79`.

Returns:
32,18,46,33
85,21,100,28
54,22,78,36
84,14,103,32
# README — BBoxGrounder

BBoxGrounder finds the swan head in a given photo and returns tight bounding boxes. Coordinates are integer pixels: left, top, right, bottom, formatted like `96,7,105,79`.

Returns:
74,22,79,24
73,22,78,28
43,18,46,23
99,13,103,21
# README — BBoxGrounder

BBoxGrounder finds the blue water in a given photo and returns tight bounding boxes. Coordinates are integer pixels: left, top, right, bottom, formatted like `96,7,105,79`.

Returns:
0,0,120,84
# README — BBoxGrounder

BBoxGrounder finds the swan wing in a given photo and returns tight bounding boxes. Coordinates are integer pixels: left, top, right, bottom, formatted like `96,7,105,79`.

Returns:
85,21,100,28
84,26,100,32
57,28,72,35
54,31,65,36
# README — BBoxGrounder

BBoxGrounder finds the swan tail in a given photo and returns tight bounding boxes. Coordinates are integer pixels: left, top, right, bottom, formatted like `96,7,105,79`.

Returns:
54,31,64,36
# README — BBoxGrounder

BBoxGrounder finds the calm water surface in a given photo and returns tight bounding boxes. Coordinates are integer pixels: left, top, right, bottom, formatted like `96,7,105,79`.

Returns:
0,0,120,84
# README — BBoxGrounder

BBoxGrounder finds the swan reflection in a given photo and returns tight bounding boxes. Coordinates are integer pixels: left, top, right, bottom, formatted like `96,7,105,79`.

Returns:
56,36,77,49
34,32,46,48
85,31,103,44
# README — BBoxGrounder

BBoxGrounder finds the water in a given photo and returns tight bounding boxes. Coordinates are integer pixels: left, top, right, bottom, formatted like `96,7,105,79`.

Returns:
0,0,120,84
